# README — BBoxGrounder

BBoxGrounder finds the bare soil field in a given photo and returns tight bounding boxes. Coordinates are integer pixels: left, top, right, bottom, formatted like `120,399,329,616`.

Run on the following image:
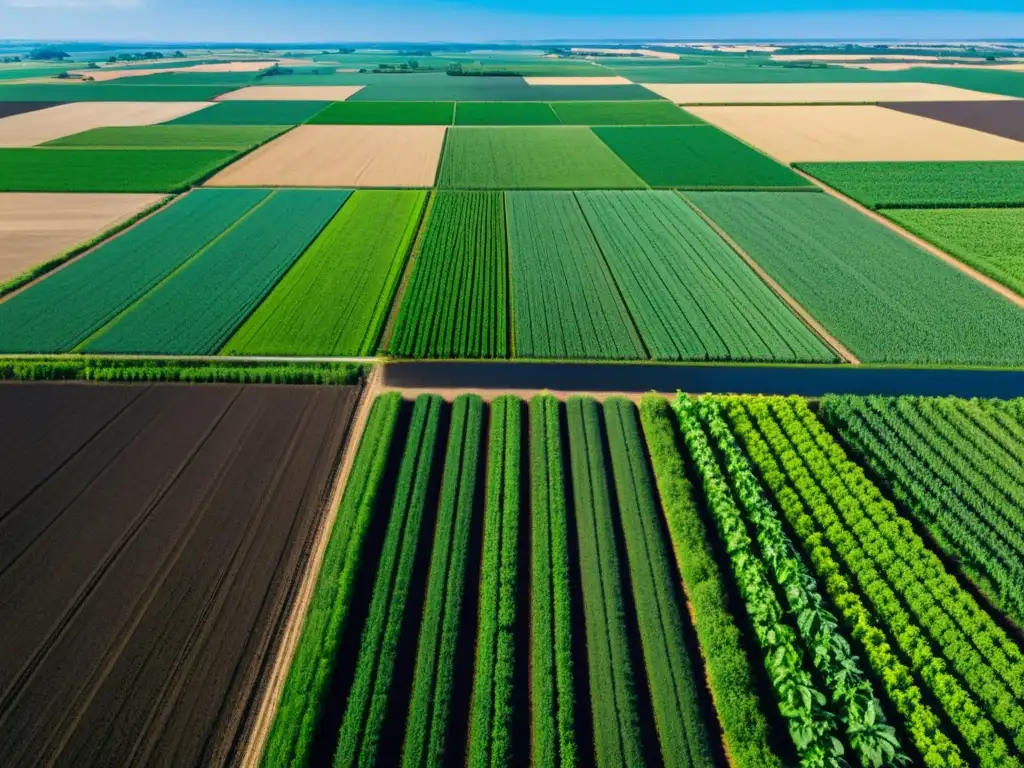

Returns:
0,381,359,768
0,192,165,282
0,101,64,119
882,99,1024,141
0,101,213,147
523,75,633,85
687,104,1024,162
215,85,363,101
641,81,1013,104
207,125,445,187
70,61,274,81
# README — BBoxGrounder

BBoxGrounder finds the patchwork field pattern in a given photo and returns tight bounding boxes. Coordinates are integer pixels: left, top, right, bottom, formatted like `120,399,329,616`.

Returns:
207,125,446,187
687,191,1024,366
799,161,1024,208
0,189,269,353
166,100,329,125
224,190,426,356
506,191,645,360
885,207,1024,296
576,190,834,362
0,192,165,285
0,101,212,146
437,127,644,189
216,85,363,100
0,84,233,101
0,382,358,768
0,148,238,192
688,105,1024,162
309,101,455,124
84,189,349,355
43,124,286,149
593,125,812,188
389,191,508,358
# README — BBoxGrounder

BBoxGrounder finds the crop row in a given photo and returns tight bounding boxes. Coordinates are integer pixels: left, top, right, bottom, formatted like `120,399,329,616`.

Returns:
822,395,1024,629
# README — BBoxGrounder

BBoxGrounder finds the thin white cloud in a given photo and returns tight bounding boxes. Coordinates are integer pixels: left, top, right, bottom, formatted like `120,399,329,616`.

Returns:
6,0,141,8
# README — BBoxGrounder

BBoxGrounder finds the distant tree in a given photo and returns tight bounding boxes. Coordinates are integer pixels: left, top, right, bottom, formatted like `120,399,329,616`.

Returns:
408,59,418,69
107,55,117,63
338,48,355,54
399,62,408,70
86,61,99,69
29,46,70,61
447,62,463,76
173,50,185,58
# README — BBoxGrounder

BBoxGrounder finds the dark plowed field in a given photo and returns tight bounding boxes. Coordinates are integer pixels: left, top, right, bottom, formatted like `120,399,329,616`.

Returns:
0,101,65,119
881,99,1024,142
0,381,360,767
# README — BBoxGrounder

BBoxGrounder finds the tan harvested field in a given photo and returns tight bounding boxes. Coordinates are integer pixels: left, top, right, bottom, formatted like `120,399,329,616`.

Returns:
523,75,632,85
0,193,165,283
215,85,363,101
840,61,1024,72
687,104,1024,162
571,47,679,59
206,125,445,187
69,61,274,81
694,44,780,53
770,53,972,62
640,81,1014,104
0,101,213,147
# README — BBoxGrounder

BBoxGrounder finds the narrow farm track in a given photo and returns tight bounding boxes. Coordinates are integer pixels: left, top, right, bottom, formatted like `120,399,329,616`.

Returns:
793,167,1024,309
0,381,360,768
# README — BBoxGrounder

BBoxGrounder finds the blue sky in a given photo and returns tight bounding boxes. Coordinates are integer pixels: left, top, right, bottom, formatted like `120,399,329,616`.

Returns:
5,0,1024,43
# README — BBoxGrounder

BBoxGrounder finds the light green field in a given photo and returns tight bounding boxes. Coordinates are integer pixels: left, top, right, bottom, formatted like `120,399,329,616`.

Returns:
44,125,287,149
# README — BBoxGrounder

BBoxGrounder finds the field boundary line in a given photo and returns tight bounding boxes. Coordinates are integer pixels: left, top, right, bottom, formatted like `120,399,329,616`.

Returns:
237,364,382,768
793,167,1024,310
0,193,176,304
679,193,861,364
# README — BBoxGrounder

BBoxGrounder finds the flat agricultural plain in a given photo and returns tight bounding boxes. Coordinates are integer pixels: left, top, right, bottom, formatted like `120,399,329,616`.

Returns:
43,124,286,149
881,99,1024,142
167,100,330,125
0,101,213,146
0,381,358,768
641,81,1014,104
687,105,1024,163
0,192,164,283
207,125,446,187
215,85,364,101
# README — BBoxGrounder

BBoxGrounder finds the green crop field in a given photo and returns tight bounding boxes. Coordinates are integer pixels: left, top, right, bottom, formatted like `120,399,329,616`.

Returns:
506,191,646,360
84,189,349,355
687,191,1024,366
0,83,234,101
885,208,1024,297
453,102,559,125
604,62,891,84
224,190,426,356
0,148,238,192
550,100,703,125
165,100,330,125
437,127,645,189
575,190,835,362
106,71,263,86
0,189,268,353
308,101,455,124
595,126,813,189
389,191,508,358
798,161,1024,209
43,125,286,149
344,73,663,102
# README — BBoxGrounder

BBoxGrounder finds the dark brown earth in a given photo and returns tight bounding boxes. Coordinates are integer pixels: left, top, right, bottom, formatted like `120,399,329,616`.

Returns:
0,101,66,119
881,100,1024,142
0,381,359,768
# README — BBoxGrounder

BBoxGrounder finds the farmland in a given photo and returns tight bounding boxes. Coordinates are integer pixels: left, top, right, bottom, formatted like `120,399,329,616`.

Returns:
84,189,349,355
224,190,426,356
549,100,703,125
575,190,835,362
881,100,1024,142
389,191,508,358
43,124,286,149
506,191,645,360
0,148,237,192
593,125,812,188
884,208,1024,296
0,381,359,767
798,161,1024,208
454,101,560,125
0,188,269,353
686,191,1024,366
437,127,644,189
166,100,330,125
310,101,455,124
0,101,212,146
